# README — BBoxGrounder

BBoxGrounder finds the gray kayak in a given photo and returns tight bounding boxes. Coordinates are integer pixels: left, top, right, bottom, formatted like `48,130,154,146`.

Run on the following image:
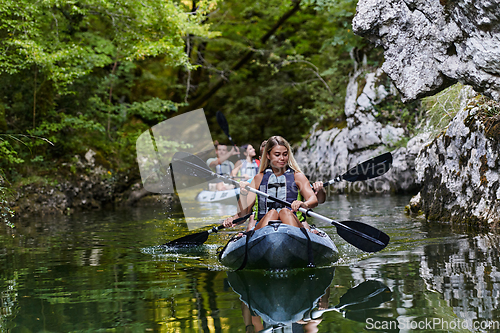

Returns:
218,223,339,270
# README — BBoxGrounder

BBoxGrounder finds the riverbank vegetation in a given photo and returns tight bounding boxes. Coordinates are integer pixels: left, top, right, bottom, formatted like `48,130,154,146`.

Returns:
0,0,382,183
0,0,392,222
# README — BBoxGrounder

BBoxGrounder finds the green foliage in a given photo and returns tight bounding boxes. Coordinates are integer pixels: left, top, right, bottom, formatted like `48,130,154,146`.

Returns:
0,0,219,182
373,95,423,138
0,0,384,187
0,0,218,94
178,0,381,145
0,136,25,165
473,95,500,119
421,83,463,138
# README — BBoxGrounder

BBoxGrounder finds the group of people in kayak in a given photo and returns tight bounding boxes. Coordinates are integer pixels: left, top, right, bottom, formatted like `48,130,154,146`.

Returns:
207,135,326,234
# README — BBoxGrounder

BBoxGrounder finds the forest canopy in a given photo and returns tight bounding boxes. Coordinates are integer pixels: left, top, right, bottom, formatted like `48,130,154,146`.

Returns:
0,0,380,183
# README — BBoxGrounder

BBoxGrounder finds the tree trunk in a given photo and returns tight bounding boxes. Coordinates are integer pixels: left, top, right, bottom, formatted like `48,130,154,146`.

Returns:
179,0,302,113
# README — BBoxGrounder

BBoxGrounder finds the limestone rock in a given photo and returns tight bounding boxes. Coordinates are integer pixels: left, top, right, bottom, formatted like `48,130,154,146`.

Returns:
414,93,500,225
353,0,500,102
296,68,426,194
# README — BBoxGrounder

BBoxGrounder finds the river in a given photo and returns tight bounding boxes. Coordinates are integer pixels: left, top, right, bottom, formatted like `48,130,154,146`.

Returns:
1,194,499,332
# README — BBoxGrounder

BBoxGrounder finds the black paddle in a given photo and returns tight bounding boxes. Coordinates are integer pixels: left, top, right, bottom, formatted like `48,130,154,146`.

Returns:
216,111,237,147
164,212,253,247
307,280,392,320
170,152,390,253
321,152,393,185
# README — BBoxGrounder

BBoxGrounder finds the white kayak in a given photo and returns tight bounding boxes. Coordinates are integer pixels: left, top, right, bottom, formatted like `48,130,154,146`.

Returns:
195,188,240,203
218,222,339,270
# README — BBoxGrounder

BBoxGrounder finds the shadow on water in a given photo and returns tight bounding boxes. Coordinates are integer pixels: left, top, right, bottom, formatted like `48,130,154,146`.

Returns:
1,195,500,331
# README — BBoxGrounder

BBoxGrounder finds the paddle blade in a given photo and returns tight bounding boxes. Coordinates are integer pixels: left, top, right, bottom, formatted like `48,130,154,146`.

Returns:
337,280,392,311
171,151,219,187
164,230,209,247
342,152,393,182
216,111,230,137
336,220,390,253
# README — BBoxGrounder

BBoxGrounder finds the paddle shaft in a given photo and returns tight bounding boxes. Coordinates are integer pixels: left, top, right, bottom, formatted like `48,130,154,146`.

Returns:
240,185,385,247
205,172,384,247
206,212,251,234
321,176,341,187
171,153,389,251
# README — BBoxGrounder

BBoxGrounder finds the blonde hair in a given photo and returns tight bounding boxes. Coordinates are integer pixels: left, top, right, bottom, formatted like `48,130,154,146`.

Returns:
258,136,302,173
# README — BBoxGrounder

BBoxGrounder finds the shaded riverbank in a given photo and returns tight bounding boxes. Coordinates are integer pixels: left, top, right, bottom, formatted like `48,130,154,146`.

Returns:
5,150,179,218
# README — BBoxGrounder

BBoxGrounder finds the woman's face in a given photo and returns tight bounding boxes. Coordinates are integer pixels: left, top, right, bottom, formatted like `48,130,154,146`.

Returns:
267,145,288,169
245,145,256,158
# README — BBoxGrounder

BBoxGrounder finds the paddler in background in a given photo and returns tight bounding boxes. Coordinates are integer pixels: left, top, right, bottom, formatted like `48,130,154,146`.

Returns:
223,135,318,233
206,141,239,191
231,144,259,180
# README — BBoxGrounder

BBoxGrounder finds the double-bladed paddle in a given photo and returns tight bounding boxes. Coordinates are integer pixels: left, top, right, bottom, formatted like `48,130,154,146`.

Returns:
164,212,253,247
320,152,393,185
169,152,390,253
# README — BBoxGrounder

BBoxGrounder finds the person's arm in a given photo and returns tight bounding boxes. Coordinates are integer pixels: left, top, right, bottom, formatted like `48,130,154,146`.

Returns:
220,146,240,165
222,176,259,228
312,181,326,204
290,173,318,212
238,176,258,215
231,160,243,177
208,146,239,168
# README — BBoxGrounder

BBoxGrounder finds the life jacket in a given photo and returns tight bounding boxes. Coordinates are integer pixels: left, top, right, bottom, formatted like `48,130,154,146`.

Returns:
239,159,259,178
254,168,304,222
215,160,233,175
206,157,233,175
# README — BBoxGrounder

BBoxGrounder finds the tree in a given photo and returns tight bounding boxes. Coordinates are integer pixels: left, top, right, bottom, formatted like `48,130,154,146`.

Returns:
0,0,218,178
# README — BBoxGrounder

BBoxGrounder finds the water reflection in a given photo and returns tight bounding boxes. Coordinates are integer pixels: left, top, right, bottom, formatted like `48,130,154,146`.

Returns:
2,196,500,332
227,268,392,332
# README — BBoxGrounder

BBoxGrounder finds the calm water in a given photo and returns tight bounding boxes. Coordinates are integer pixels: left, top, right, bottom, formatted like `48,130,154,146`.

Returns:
1,195,500,332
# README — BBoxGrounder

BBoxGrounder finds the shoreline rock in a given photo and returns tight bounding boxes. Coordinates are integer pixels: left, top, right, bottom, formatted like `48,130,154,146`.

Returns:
295,67,426,195
412,90,500,226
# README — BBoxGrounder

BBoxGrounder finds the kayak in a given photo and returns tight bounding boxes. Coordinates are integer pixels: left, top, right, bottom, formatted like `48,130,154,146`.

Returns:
227,267,335,327
218,222,339,270
195,188,240,203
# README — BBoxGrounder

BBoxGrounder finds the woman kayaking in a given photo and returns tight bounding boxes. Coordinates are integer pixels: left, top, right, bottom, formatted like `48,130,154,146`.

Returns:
223,135,318,233
231,144,259,180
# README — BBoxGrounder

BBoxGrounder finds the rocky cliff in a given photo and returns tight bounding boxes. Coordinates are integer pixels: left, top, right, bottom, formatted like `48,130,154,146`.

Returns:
295,66,427,194
352,0,500,102
412,88,500,226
